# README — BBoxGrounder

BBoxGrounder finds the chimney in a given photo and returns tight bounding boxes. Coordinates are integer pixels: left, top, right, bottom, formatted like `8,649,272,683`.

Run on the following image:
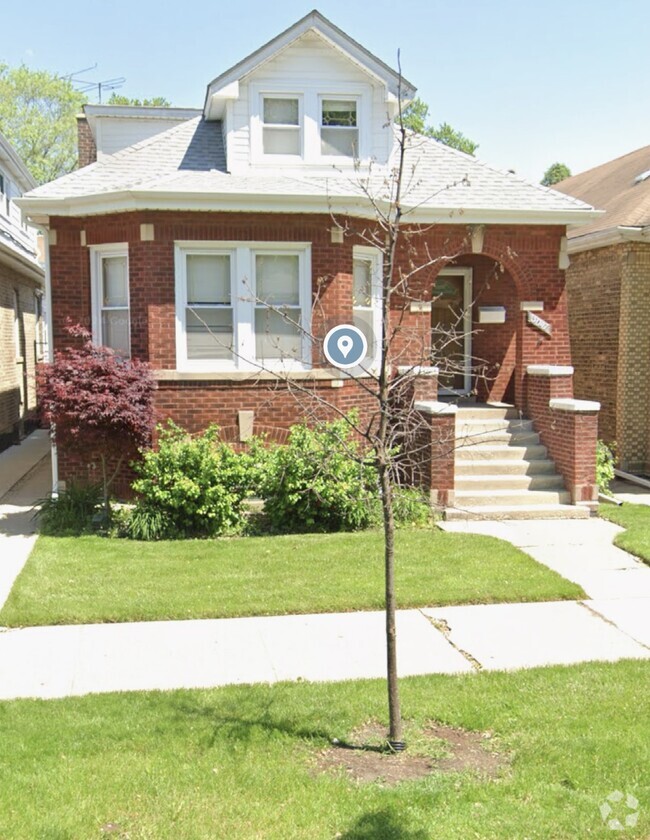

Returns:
77,116,97,168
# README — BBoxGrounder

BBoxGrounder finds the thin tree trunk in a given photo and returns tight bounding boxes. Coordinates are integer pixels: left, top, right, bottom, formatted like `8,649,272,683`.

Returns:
379,460,403,747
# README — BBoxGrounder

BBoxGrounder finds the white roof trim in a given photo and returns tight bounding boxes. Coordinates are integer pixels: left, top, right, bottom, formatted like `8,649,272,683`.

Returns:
203,10,415,119
16,189,601,226
567,225,650,253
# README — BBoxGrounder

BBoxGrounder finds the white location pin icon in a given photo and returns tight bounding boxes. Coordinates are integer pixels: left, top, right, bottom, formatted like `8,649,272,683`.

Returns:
337,335,354,358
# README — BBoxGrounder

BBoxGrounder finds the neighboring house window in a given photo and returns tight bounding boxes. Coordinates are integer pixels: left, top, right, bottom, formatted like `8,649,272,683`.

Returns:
352,246,382,370
321,98,358,157
0,173,6,216
262,97,301,156
90,244,130,357
175,241,311,372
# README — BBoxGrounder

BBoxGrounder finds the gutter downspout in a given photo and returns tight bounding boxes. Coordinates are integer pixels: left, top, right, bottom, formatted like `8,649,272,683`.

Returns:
37,225,58,498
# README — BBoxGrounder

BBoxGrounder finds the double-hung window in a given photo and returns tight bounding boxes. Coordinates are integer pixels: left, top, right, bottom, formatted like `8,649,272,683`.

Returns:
90,244,130,357
175,242,311,372
262,96,301,156
320,98,359,158
352,246,382,371
185,253,234,361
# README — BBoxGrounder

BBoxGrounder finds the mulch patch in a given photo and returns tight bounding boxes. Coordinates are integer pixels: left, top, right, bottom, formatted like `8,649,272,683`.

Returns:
314,721,508,786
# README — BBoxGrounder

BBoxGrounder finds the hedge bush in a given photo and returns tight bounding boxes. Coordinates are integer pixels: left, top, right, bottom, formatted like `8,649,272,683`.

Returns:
129,422,258,539
255,416,380,533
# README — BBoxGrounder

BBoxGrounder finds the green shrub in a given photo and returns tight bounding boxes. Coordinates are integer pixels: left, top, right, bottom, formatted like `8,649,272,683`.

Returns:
596,440,616,494
35,482,104,535
392,486,435,527
130,422,255,539
256,416,379,533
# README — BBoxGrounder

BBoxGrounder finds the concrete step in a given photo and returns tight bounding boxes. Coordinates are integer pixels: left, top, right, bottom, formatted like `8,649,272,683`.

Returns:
455,473,566,492
455,405,519,421
456,419,534,435
445,504,590,521
453,488,572,507
455,443,549,461
455,458,557,476
456,430,541,448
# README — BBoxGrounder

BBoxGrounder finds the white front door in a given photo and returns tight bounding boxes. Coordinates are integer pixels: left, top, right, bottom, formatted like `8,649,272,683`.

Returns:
431,267,473,396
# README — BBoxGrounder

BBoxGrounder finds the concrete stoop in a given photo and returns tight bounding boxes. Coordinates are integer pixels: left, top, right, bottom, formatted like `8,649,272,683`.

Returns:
445,406,589,521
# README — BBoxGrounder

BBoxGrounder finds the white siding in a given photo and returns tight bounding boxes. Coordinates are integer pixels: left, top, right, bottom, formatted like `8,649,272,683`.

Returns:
95,117,191,157
224,31,393,174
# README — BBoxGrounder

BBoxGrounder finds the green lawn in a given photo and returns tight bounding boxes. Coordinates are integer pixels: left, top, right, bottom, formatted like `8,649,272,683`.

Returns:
0,661,647,839
600,502,650,564
0,529,584,626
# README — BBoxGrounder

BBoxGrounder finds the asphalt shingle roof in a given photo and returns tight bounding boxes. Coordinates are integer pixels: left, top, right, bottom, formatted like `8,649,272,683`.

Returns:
24,116,594,219
553,145,650,238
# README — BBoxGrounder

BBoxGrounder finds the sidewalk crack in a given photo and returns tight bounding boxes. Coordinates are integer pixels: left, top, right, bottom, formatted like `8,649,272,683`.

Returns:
422,612,483,671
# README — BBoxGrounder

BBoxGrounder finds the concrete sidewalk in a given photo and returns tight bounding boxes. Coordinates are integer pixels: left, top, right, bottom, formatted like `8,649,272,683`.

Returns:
0,444,648,701
0,431,51,609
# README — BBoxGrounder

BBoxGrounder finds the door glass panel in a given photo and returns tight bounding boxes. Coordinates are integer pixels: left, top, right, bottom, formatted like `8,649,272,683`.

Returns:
431,273,468,392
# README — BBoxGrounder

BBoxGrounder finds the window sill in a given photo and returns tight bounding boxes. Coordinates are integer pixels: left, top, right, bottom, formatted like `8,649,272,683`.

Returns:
156,368,373,383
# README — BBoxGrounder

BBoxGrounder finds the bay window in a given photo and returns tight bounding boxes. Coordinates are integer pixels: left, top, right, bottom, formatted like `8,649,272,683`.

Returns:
175,242,311,371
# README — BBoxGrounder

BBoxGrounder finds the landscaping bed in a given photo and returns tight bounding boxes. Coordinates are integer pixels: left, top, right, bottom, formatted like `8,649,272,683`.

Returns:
0,529,584,626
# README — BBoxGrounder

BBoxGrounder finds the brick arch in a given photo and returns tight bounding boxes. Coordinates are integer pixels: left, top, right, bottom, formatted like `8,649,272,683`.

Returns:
429,248,526,406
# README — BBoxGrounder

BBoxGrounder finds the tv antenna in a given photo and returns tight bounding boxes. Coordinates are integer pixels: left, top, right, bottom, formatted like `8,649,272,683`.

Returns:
64,64,126,104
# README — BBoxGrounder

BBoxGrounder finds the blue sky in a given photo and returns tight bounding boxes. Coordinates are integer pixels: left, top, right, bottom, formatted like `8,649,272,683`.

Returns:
4,0,650,183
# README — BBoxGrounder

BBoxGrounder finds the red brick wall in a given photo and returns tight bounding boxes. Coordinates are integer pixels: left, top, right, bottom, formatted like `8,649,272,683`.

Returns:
526,373,598,504
565,245,622,447
48,211,570,488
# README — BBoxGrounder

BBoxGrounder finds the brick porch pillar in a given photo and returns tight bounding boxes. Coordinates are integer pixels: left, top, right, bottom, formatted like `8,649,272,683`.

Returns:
410,400,457,509
526,365,600,510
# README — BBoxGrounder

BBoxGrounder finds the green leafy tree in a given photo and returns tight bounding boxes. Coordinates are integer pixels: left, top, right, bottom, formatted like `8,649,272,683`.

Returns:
541,162,571,186
402,96,478,156
0,64,86,184
107,93,171,107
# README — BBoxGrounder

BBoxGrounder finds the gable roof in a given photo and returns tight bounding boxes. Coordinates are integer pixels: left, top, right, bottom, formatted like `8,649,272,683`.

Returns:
553,145,650,240
204,10,416,119
18,115,597,226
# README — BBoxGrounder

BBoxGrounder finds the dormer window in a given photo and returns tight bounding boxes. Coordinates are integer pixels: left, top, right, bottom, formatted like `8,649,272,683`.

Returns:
320,99,358,157
262,96,301,156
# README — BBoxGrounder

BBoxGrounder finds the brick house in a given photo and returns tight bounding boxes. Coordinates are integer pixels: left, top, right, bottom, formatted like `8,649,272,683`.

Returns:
0,131,45,451
553,146,650,475
18,11,602,517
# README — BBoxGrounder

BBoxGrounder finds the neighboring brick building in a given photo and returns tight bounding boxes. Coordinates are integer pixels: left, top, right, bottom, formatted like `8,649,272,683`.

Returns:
18,11,601,516
0,132,45,451
554,147,650,474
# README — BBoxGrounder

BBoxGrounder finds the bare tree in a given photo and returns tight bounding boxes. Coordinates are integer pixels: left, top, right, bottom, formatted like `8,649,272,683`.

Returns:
186,76,505,750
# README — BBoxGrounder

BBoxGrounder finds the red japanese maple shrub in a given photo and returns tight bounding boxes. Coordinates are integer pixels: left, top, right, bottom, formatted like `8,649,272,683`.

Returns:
37,325,156,510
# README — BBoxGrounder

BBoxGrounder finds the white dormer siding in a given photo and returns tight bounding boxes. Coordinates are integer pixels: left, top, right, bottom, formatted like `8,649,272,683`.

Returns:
224,32,396,175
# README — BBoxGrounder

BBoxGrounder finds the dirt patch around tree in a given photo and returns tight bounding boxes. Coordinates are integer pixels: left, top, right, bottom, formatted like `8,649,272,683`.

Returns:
314,720,508,786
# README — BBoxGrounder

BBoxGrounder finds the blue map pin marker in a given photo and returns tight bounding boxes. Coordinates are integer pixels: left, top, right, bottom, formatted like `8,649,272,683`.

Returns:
323,324,368,369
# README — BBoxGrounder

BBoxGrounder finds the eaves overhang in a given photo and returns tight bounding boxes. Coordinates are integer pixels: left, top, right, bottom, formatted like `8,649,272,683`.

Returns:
566,224,650,253
16,189,602,228
0,237,44,283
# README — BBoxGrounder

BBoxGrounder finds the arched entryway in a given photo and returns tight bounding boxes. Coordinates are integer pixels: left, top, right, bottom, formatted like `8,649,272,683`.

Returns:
431,253,522,407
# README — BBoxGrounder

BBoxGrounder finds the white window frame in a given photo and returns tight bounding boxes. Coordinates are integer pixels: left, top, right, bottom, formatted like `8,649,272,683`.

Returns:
259,93,303,159
352,245,382,374
89,243,131,357
250,83,369,165
319,95,360,161
175,241,312,373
